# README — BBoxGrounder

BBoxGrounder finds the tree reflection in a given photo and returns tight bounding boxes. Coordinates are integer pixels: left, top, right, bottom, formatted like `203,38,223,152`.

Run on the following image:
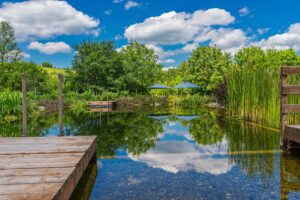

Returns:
189,111,224,145
64,111,163,157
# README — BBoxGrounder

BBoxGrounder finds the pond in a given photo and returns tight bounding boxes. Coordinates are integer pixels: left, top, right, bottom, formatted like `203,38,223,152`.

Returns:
1,107,300,200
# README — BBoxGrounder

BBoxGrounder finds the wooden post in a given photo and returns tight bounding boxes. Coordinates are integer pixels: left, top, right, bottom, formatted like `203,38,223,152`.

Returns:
280,66,288,149
58,74,64,136
22,73,28,137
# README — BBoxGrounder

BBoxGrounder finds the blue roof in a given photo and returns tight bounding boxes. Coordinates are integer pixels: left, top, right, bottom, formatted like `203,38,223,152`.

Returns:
175,82,200,89
148,84,170,89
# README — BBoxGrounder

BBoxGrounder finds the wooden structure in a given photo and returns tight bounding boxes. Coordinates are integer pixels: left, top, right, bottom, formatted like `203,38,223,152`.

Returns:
0,136,97,200
88,101,116,109
280,153,300,200
280,66,300,149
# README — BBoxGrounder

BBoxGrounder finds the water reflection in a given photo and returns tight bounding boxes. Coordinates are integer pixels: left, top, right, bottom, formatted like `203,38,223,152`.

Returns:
3,108,300,199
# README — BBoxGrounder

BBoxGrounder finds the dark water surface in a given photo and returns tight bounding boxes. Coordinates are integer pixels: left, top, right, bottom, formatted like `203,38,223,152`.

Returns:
1,108,300,200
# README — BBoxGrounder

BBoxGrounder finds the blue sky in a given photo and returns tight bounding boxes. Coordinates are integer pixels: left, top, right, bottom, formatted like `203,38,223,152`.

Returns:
1,0,299,68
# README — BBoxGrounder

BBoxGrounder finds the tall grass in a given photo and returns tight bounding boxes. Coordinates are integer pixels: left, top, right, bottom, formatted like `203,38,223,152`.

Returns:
0,90,34,121
227,66,300,128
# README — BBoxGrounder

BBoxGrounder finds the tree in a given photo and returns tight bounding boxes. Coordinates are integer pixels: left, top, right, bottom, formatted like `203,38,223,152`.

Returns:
0,21,23,63
187,46,231,93
72,41,124,92
120,41,162,93
41,62,53,68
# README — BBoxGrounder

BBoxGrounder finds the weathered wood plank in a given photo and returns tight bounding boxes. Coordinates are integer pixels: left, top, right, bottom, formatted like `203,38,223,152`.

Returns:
0,168,73,177
282,67,300,75
0,136,97,200
285,125,300,144
282,104,300,113
282,85,300,94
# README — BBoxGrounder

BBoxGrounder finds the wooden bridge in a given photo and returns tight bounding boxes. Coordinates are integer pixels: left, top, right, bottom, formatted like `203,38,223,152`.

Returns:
0,136,97,200
280,66,300,149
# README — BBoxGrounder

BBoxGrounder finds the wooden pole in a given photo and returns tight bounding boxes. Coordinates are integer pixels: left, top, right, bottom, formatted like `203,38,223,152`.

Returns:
22,73,28,137
280,66,288,149
58,74,64,136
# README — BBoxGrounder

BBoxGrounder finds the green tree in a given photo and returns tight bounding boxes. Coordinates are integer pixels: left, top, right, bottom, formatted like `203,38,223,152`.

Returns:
72,41,124,92
0,21,23,63
41,62,53,68
120,41,162,93
187,46,231,93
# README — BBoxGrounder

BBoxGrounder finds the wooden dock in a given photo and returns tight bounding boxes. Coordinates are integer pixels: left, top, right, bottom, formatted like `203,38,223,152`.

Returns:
88,101,116,109
0,136,97,200
280,66,300,149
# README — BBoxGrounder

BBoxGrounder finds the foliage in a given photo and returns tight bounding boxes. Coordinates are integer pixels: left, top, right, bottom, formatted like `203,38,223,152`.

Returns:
0,21,23,63
186,46,231,93
226,47,300,127
41,62,53,68
72,41,124,92
0,90,34,121
120,41,162,93
0,62,51,96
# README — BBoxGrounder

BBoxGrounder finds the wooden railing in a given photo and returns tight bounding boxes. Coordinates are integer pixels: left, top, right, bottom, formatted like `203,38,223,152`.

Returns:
280,66,300,149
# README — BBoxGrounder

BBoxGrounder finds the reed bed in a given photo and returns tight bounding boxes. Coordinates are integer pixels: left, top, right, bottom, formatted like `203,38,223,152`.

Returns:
227,66,300,128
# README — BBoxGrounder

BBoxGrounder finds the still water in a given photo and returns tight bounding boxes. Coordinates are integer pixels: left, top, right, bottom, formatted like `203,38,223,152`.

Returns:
1,108,300,200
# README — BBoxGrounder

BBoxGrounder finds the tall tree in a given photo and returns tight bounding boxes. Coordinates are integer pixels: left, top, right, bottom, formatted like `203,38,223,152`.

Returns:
187,46,231,93
120,41,162,93
72,41,124,92
0,21,23,63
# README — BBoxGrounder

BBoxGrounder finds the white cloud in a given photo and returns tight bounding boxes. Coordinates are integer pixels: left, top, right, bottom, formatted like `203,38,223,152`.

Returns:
124,9,235,45
0,0,100,41
125,1,140,10
28,41,72,55
114,34,123,40
182,43,199,53
254,23,300,52
239,6,250,16
190,8,235,26
22,52,30,58
104,9,112,15
158,59,176,64
257,28,270,35
195,28,247,54
114,0,123,3
129,140,233,174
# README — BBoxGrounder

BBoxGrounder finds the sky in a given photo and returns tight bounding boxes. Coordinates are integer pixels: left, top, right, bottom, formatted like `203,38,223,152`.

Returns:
0,0,299,69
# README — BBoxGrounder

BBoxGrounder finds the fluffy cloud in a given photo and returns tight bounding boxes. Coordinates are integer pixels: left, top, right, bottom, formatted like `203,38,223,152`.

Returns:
257,28,270,35
190,8,235,26
129,140,233,174
195,28,247,54
125,1,140,10
158,59,176,64
0,0,100,41
28,41,72,55
255,23,300,51
239,6,250,16
124,9,235,45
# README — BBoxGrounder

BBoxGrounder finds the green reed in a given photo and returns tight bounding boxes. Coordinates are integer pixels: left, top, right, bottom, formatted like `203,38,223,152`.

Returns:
227,66,300,128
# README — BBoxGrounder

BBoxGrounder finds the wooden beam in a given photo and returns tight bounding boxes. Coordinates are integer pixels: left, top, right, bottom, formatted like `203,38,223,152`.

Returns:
22,73,28,137
280,67,288,148
58,74,64,136
282,66,300,75
282,104,300,113
282,85,300,94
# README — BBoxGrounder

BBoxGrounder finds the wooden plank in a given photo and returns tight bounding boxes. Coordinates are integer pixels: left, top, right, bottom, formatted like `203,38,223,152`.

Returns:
282,85,300,94
282,104,300,113
0,136,97,200
285,125,300,144
53,137,97,200
280,68,288,148
282,67,300,75
0,168,73,177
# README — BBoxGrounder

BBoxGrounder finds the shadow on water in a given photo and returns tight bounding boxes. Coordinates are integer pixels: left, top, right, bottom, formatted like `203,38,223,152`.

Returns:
3,107,300,199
